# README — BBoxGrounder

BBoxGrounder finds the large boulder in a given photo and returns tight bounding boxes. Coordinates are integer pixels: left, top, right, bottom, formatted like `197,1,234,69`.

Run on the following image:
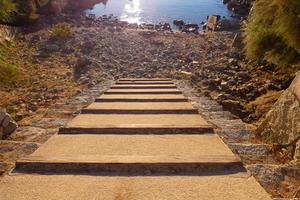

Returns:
257,71,300,158
0,109,18,139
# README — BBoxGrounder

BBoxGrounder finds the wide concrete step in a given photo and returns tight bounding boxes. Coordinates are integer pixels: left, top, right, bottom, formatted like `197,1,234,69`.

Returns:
116,81,174,85
96,94,188,102
15,134,241,174
119,78,172,81
0,174,272,200
59,114,213,134
104,88,182,94
82,102,198,114
111,84,177,89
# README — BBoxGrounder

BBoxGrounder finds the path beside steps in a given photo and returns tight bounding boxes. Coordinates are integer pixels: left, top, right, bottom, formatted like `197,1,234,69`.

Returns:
0,79,272,200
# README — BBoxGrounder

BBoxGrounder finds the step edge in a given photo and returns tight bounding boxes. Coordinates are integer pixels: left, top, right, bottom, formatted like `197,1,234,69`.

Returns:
58,127,215,134
81,109,199,114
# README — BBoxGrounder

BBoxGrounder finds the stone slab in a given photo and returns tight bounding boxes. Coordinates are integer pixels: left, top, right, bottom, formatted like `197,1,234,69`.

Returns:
96,94,188,102
116,81,174,85
119,78,172,81
17,134,239,163
111,84,177,89
86,102,194,110
65,114,211,129
82,102,198,114
104,88,182,94
0,175,272,200
60,114,213,134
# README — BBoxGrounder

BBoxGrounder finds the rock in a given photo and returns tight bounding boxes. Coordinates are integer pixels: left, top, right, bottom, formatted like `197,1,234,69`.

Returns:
2,114,11,128
3,121,18,138
295,140,300,160
220,81,229,90
51,86,65,93
257,71,300,160
138,30,157,38
236,71,251,80
174,71,193,81
0,162,14,175
257,71,300,148
228,143,270,156
80,40,96,53
227,79,236,86
207,15,221,22
217,18,238,31
75,55,91,69
9,126,47,142
220,99,248,118
44,44,60,52
182,24,199,34
87,14,96,20
226,0,250,15
0,140,39,162
0,110,18,139
173,20,185,27
222,99,243,110
228,58,237,65
0,110,6,123
246,164,284,187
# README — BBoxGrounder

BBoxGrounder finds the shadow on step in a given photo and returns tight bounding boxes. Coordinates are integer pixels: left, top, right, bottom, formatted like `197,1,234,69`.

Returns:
58,127,214,135
12,162,247,176
81,109,198,114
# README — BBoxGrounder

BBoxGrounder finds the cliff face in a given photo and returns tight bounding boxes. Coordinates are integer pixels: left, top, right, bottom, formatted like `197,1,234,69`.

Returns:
257,71,300,159
40,0,107,14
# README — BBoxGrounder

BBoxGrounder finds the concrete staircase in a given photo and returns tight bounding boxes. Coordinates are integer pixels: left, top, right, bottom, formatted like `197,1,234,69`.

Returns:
0,79,272,200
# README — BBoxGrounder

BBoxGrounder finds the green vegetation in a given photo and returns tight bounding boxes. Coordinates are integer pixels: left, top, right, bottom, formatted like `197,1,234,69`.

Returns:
0,0,17,24
50,23,72,40
244,0,300,65
0,0,50,25
0,42,21,87
16,0,40,24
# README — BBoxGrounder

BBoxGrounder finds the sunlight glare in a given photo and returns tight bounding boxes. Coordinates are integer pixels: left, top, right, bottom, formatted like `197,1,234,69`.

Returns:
120,0,142,24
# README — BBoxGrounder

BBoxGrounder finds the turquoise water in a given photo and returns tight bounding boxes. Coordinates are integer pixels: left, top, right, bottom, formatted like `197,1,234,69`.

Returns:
85,0,232,25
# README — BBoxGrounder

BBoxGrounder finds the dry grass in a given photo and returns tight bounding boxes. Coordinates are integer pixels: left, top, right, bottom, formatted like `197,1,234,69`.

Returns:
246,90,283,123
0,41,22,88
50,23,72,40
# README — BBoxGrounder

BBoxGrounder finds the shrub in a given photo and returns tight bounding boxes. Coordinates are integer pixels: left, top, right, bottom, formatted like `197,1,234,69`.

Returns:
50,23,72,40
0,61,20,87
244,0,300,65
0,42,20,87
15,0,40,24
0,0,50,25
0,0,17,24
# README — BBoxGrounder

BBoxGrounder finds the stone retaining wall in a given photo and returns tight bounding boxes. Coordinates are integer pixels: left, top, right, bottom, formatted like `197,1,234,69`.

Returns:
257,71,300,159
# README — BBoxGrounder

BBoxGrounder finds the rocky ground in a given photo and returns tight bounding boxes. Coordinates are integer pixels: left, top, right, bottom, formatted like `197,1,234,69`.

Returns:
0,12,299,199
21,14,298,123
